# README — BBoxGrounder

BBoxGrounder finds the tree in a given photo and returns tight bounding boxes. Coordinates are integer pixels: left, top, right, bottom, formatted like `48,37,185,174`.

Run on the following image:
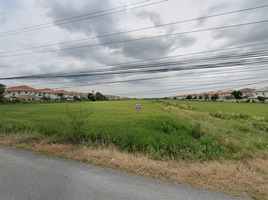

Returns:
41,95,51,101
87,93,96,101
211,94,219,100
225,96,233,100
204,94,209,100
0,84,6,99
257,96,266,103
95,92,107,101
231,90,242,99
186,95,192,100
194,96,197,99
74,96,82,101
199,95,202,99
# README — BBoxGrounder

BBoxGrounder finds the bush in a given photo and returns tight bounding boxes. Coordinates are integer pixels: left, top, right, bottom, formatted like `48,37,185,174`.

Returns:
162,123,176,134
60,106,92,144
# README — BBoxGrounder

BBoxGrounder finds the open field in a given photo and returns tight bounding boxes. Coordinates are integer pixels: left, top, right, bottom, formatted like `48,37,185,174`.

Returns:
172,100,268,118
1,100,268,199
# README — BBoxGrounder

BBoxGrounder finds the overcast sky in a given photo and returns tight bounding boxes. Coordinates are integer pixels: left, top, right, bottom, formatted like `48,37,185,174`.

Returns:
1,0,268,98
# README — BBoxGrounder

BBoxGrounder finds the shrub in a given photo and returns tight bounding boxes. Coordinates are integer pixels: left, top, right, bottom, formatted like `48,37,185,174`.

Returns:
162,123,176,134
60,106,92,144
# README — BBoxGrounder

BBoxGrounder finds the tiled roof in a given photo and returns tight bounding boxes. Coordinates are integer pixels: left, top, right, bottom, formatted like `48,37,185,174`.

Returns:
56,90,69,94
223,89,234,94
243,94,254,97
207,91,214,95
239,88,255,93
5,85,37,92
14,95,38,98
37,88,56,93
215,90,224,94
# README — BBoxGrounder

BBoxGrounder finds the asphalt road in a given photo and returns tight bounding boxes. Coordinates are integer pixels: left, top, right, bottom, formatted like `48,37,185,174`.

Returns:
0,147,248,200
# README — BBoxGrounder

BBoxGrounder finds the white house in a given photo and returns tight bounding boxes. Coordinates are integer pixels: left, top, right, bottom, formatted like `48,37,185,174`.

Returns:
5,85,39,101
37,88,58,100
253,86,268,98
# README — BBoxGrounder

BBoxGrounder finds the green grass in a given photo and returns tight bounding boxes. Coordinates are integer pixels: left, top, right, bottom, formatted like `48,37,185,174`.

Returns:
174,100,268,118
0,100,267,161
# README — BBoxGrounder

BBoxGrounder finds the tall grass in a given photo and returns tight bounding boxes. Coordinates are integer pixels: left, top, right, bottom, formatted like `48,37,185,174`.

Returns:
0,100,267,161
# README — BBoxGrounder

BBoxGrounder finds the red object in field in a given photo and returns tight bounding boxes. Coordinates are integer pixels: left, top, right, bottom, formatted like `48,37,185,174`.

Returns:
135,104,142,110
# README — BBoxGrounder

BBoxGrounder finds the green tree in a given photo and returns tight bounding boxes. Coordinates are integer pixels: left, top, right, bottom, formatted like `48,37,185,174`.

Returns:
87,93,96,101
186,95,192,100
231,90,242,99
0,84,6,99
95,92,107,101
199,95,202,99
204,94,209,100
41,95,51,101
225,96,233,100
257,96,266,103
211,94,219,100
74,96,82,101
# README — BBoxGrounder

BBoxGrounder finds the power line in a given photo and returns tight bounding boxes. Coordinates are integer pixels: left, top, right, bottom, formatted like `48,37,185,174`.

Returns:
0,0,168,37
112,77,268,97
3,3,268,54
2,47,268,79
2,19,268,58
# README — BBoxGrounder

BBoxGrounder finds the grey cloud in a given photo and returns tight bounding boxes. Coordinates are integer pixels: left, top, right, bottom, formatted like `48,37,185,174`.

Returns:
195,2,228,27
41,0,197,63
136,10,162,25
43,0,122,36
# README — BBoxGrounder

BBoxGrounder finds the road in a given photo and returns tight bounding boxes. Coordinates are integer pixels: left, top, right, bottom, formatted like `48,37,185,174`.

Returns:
0,147,247,200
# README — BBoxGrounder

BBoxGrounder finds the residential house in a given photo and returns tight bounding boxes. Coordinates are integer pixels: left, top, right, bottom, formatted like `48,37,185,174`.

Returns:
239,88,255,99
252,86,268,98
5,85,39,101
37,88,58,100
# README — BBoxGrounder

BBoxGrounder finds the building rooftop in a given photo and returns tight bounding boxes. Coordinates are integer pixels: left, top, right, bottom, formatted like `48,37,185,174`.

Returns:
5,85,37,92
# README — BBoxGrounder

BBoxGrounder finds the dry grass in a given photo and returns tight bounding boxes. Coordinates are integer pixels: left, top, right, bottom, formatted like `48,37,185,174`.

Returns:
1,133,268,200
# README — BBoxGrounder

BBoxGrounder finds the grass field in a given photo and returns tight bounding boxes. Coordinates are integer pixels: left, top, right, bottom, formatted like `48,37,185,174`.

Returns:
173,100,268,118
1,100,268,199
0,100,267,160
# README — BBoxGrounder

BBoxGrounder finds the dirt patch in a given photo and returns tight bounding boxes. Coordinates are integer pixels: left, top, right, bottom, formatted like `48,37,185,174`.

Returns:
1,133,267,200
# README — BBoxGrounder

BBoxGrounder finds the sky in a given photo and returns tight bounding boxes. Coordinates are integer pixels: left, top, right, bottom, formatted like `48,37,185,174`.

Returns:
1,0,268,98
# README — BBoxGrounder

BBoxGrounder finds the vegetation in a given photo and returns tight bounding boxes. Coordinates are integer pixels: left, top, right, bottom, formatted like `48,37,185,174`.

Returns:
41,95,51,101
0,84,6,101
204,94,209,100
95,92,107,101
257,96,266,103
231,90,242,99
210,94,219,100
0,100,267,162
87,93,95,101
186,95,192,100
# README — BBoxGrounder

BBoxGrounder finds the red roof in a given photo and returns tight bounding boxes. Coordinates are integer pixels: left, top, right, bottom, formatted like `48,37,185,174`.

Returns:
37,88,56,93
223,90,234,94
56,90,69,94
214,90,224,94
240,88,255,93
6,85,37,92
14,95,38,98
244,94,254,97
